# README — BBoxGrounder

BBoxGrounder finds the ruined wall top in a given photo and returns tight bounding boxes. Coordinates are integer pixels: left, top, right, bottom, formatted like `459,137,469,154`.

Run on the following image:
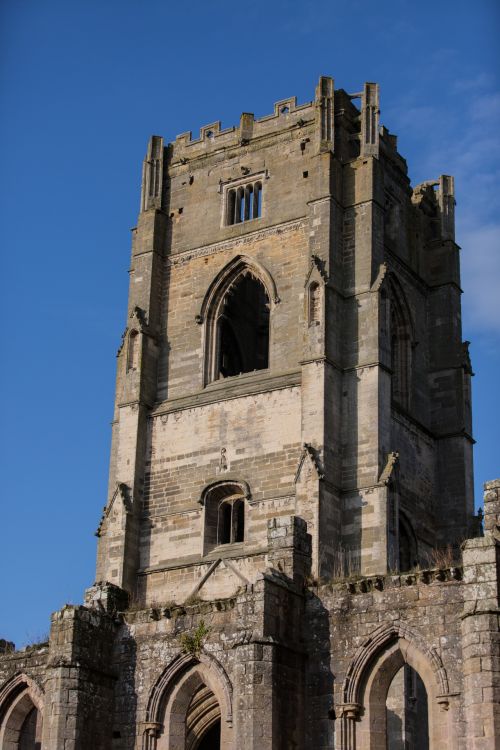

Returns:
484,479,500,535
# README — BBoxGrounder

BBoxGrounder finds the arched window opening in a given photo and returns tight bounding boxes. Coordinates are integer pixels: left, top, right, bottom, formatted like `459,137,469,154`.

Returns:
202,482,247,554
398,515,417,573
144,653,232,750
217,498,244,546
127,329,140,372
308,281,321,325
219,501,232,545
390,292,412,410
226,190,236,225
216,274,269,379
186,683,221,750
216,498,244,546
244,185,253,220
254,182,262,218
0,685,43,750
236,187,244,223
386,665,429,750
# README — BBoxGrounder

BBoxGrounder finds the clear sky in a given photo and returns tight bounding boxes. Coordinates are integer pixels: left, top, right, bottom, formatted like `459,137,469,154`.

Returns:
1,0,499,647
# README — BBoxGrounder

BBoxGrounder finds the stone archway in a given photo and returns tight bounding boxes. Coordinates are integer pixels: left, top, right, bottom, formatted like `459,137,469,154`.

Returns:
0,674,44,750
143,653,233,750
337,622,455,750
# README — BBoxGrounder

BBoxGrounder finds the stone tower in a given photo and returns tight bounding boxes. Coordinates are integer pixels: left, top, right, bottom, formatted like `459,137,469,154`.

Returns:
1,77,498,750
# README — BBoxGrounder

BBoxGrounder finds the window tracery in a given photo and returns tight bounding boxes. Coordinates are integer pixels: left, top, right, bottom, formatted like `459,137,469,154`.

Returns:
200,258,275,386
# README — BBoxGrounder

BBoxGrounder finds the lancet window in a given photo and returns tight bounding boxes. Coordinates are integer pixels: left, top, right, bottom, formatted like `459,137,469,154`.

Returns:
389,282,413,410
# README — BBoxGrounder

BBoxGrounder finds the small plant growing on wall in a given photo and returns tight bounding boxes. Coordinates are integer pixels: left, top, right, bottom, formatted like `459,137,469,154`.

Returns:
179,620,211,657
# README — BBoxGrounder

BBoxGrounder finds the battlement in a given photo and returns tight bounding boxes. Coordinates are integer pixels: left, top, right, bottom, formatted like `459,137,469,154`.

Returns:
163,77,388,164
173,96,315,151
140,77,403,213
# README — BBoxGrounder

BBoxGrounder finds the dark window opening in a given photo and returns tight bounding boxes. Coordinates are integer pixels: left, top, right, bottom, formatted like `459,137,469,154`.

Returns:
235,499,244,542
218,317,244,378
390,292,412,410
216,274,269,379
219,501,232,544
226,181,262,225
202,482,247,554
196,718,221,750
217,498,245,545
19,706,41,750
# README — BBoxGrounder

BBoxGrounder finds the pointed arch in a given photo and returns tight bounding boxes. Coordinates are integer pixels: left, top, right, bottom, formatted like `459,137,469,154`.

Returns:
0,674,44,750
386,273,414,410
143,652,233,750
338,622,453,749
342,620,449,706
199,255,279,323
198,256,279,386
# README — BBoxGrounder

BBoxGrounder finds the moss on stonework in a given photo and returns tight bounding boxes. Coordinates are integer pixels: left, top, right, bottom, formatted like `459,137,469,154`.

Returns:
179,619,211,657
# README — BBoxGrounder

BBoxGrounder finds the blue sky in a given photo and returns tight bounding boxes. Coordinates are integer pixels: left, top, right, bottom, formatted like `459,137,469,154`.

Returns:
1,0,498,646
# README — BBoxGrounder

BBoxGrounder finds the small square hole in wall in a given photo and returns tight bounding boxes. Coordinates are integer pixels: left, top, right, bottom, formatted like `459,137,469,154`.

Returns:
303,171,309,178
112,731,121,739
178,207,183,214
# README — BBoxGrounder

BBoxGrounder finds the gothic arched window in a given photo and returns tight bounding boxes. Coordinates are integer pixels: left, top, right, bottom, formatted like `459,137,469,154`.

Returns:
216,274,269,379
200,256,278,386
0,677,43,750
388,280,413,410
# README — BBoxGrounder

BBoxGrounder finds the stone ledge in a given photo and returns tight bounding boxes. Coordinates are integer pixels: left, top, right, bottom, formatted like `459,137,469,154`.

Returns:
149,369,301,417
317,566,464,596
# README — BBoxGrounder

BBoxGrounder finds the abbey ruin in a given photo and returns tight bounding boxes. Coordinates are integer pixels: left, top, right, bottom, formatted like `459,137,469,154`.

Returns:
1,76,499,749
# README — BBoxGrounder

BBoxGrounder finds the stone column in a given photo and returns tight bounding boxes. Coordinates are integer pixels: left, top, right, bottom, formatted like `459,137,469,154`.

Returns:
461,480,500,748
233,642,277,750
336,703,359,750
41,604,116,750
